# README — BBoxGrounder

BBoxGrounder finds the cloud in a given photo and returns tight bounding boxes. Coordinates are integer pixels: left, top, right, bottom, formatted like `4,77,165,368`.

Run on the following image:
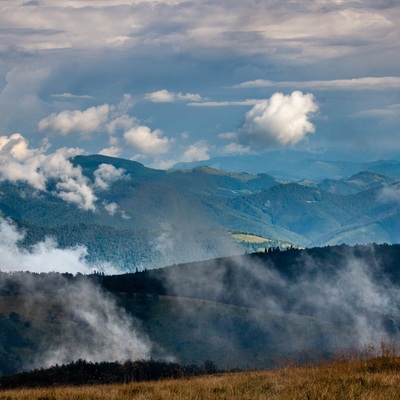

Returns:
39,104,110,136
234,77,400,90
39,95,135,137
188,99,261,107
50,93,92,99
164,246,400,361
354,104,400,118
220,143,251,155
123,125,172,156
104,201,119,216
377,184,400,204
180,140,210,162
0,0,398,71
55,176,97,211
147,140,211,169
41,147,98,210
0,217,96,274
238,91,319,149
36,277,152,368
0,133,48,190
0,133,129,211
94,163,126,190
106,115,136,135
98,146,122,158
0,218,153,369
145,89,202,103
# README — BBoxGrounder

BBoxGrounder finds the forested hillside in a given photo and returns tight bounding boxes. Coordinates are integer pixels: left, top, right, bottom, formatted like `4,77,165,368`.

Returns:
1,243,400,375
1,154,400,269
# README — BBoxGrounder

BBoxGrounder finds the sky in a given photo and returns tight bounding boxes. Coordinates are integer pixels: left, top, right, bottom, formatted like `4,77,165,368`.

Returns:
0,0,400,170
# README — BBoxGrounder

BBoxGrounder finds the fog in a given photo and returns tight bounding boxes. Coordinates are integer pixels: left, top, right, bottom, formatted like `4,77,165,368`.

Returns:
0,217,155,371
162,246,400,365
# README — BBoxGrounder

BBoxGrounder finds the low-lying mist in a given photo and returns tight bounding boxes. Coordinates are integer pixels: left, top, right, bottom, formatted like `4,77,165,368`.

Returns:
0,217,156,373
2,212,400,373
161,245,400,363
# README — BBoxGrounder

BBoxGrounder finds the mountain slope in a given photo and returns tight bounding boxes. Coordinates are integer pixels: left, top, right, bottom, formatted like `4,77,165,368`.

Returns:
1,154,400,269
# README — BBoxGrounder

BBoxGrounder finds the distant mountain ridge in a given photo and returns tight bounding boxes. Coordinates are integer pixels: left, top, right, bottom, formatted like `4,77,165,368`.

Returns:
1,154,400,270
173,151,400,181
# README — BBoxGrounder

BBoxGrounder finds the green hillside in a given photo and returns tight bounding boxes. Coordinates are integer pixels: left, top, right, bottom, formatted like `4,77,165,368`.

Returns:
1,154,400,269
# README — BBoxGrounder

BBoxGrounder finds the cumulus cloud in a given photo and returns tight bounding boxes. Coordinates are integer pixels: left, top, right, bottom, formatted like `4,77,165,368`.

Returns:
123,125,172,156
0,133,127,211
238,91,319,149
0,133,48,190
106,115,136,135
180,140,210,162
145,89,202,103
39,104,110,136
39,95,135,137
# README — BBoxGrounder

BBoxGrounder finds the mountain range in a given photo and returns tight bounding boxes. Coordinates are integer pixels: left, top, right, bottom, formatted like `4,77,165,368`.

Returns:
1,153,400,270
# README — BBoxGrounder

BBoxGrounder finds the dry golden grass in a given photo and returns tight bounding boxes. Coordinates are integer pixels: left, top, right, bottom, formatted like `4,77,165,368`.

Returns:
2,355,400,400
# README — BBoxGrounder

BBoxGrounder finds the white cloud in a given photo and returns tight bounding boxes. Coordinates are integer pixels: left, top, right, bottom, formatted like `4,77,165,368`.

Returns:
220,143,251,155
50,93,92,99
56,177,97,211
39,147,98,211
145,90,174,102
145,89,202,103
123,125,172,155
94,163,126,190
104,201,119,216
239,91,319,149
180,140,210,162
98,146,122,158
0,217,92,274
39,104,111,136
0,133,48,190
106,115,136,135
39,95,135,137
0,133,98,210
234,77,400,90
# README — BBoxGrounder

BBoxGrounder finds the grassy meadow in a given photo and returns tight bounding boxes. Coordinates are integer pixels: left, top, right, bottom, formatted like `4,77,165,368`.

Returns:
2,355,400,400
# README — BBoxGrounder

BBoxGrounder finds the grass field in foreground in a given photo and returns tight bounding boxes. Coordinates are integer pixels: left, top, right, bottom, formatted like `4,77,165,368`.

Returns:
2,356,400,400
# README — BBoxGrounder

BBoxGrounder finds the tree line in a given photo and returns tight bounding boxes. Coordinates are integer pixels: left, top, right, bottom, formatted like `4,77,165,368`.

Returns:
0,359,220,389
